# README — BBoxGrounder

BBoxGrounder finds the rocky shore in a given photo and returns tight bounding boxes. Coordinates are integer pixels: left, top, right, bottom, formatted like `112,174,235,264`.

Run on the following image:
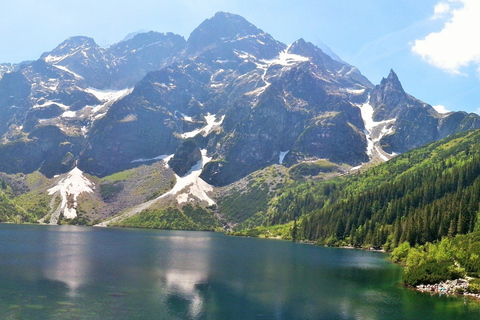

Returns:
415,279,480,300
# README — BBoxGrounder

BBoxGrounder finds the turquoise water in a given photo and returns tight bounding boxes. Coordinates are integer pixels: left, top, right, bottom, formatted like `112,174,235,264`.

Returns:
0,224,479,319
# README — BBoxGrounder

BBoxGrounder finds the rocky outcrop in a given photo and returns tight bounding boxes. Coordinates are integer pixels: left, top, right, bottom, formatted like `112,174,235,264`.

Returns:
168,139,202,176
370,69,480,154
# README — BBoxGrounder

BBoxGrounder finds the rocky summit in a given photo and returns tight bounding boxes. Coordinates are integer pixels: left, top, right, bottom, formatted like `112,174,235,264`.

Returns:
0,12,479,224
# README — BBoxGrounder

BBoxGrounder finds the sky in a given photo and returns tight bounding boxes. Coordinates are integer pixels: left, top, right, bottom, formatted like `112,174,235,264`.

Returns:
1,0,479,114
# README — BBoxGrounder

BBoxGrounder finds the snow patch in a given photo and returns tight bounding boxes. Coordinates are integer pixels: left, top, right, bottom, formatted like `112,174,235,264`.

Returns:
262,45,309,67
154,82,177,90
346,88,366,95
158,150,215,206
180,112,194,122
53,65,84,80
279,150,289,165
358,98,397,162
241,45,309,96
131,154,174,164
85,87,132,102
33,101,70,110
181,113,225,139
62,111,76,118
96,151,216,227
350,165,362,171
47,167,94,220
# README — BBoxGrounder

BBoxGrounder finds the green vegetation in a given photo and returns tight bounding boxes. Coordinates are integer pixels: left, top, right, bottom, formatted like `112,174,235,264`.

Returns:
230,221,295,239
392,232,480,287
0,191,30,223
14,192,51,221
114,204,221,231
217,165,289,228
254,129,480,250
99,183,124,201
288,159,339,180
100,169,135,184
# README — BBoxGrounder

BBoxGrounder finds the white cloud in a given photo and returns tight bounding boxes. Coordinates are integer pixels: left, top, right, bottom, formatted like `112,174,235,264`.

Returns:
412,0,480,75
432,2,451,20
433,104,450,114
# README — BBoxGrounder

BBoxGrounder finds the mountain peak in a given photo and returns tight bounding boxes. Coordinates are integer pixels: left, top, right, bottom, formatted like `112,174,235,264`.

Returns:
41,36,99,60
386,69,400,83
289,38,319,55
379,69,405,94
56,36,98,50
185,12,263,54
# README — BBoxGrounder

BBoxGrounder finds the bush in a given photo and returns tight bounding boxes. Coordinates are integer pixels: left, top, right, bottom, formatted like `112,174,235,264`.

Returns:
467,279,480,294
391,241,410,263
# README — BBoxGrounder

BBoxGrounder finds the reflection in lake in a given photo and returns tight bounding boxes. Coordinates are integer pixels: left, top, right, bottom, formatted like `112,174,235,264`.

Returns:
160,235,212,319
42,226,93,297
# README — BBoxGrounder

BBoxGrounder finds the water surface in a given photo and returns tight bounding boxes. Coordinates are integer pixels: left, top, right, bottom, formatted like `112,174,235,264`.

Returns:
0,224,479,319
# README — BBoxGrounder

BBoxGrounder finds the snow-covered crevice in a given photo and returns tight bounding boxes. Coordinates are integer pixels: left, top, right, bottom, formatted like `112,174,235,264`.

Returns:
345,87,366,95
262,45,310,67
44,51,78,64
53,65,84,80
238,45,309,96
358,98,397,162
279,150,289,165
131,154,174,164
33,101,70,110
181,113,225,139
46,167,94,223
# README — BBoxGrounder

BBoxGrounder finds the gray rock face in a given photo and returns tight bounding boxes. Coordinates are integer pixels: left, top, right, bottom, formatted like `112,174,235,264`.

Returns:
168,139,202,177
371,69,480,154
0,12,478,183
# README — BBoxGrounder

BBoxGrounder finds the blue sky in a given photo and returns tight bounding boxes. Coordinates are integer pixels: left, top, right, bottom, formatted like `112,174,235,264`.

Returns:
1,0,479,114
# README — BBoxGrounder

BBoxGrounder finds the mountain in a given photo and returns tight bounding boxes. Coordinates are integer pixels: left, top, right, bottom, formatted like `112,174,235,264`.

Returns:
369,69,480,154
0,12,479,226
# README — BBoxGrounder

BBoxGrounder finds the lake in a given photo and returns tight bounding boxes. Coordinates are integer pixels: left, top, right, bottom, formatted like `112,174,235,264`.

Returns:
0,224,479,319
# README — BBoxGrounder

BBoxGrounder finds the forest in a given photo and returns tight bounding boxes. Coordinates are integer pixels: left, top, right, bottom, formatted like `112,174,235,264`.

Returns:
259,129,480,250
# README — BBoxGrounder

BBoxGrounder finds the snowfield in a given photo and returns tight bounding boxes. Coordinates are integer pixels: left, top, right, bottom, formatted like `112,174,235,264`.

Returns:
358,98,397,162
181,113,225,139
85,87,133,102
47,167,94,221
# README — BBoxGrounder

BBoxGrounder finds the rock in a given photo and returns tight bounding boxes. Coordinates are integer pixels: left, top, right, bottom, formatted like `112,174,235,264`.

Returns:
168,139,202,176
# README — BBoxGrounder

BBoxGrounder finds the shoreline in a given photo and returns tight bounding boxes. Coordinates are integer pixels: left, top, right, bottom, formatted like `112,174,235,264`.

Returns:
412,279,480,301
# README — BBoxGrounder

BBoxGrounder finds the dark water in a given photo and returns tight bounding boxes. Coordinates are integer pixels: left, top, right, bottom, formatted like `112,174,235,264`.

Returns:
0,224,479,319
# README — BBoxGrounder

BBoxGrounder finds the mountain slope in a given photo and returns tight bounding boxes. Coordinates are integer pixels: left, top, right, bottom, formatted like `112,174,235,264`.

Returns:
249,128,480,250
